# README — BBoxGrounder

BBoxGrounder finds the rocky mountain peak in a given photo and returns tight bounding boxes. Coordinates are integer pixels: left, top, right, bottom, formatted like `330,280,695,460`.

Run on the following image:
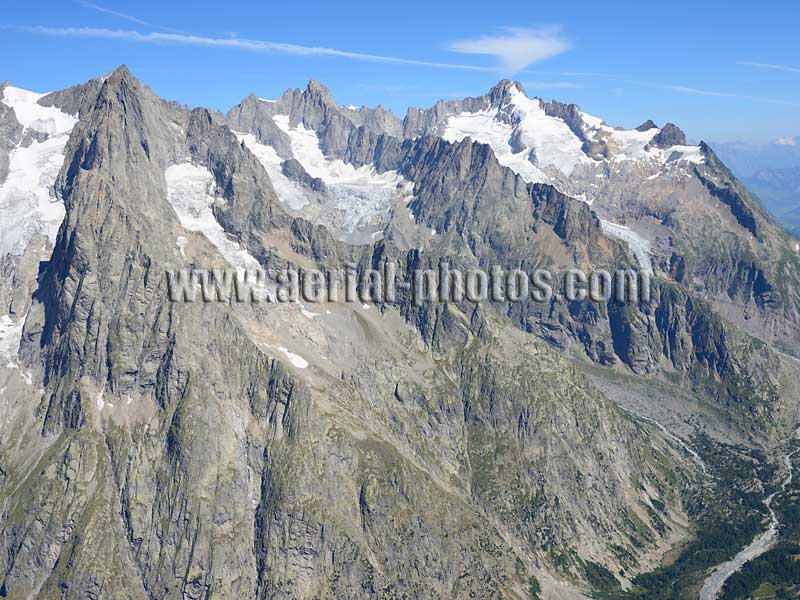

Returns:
647,122,687,148
635,119,658,131
92,64,153,112
488,79,527,104
305,78,336,104
241,92,261,105
104,64,136,85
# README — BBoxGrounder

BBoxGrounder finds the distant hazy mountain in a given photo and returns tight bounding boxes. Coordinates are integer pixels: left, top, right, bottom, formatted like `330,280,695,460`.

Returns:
742,165,800,236
710,137,800,178
710,138,800,236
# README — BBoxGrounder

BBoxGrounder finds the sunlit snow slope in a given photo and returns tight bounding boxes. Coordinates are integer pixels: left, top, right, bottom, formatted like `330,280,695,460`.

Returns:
0,86,78,256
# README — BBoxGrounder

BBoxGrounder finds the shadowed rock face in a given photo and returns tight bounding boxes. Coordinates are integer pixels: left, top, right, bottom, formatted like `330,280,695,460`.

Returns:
0,83,22,185
0,67,798,600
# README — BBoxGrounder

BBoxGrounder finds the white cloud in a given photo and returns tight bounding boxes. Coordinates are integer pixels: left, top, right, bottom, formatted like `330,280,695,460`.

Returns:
745,95,800,108
78,1,151,27
77,1,186,34
523,70,617,79
738,61,800,74
668,85,735,97
448,26,570,73
629,81,800,108
523,81,580,89
7,25,495,72
774,136,798,146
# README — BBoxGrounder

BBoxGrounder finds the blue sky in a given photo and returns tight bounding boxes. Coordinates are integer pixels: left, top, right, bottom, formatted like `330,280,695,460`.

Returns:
1,0,798,144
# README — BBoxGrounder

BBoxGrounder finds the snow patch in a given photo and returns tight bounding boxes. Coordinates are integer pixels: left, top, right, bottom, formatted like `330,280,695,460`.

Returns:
271,115,409,231
165,163,260,271
0,86,78,256
600,220,653,275
443,108,548,183
234,132,311,210
0,314,24,359
664,144,705,165
579,110,605,130
278,346,308,369
1,86,77,133
503,87,593,177
438,89,704,195
443,89,593,183
606,129,705,167
609,128,660,161
272,115,399,187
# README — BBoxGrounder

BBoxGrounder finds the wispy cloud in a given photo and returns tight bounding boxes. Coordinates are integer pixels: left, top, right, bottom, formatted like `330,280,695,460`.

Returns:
77,1,185,34
746,95,800,108
522,70,618,79
634,81,800,107
738,61,800,74
774,136,797,146
6,25,496,72
78,1,150,26
671,85,800,107
523,81,580,89
448,26,569,73
668,85,736,97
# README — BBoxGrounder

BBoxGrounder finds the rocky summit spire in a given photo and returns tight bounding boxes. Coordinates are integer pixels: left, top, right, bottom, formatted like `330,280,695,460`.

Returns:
305,78,337,105
647,122,687,148
488,79,527,105
635,119,658,131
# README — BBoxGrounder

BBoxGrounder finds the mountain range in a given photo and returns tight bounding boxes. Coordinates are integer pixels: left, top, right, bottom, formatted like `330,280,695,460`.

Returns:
1,66,799,599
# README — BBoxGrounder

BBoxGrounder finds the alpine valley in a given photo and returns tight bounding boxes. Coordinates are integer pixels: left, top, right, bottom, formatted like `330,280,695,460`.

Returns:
1,67,800,600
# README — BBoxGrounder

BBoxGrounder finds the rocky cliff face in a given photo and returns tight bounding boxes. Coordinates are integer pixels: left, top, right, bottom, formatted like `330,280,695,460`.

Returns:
401,81,800,356
0,67,797,599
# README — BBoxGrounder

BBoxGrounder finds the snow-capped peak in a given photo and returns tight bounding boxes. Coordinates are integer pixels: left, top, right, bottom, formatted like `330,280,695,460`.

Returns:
441,80,705,186
443,83,593,183
487,79,528,105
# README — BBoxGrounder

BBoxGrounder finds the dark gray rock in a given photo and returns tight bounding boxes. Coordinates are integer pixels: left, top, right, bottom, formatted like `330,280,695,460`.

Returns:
647,123,687,149
0,92,22,184
281,157,327,193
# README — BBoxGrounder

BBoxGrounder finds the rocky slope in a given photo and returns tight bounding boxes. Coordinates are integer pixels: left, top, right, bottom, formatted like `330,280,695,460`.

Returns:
0,67,797,599
224,79,796,431
401,81,800,354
